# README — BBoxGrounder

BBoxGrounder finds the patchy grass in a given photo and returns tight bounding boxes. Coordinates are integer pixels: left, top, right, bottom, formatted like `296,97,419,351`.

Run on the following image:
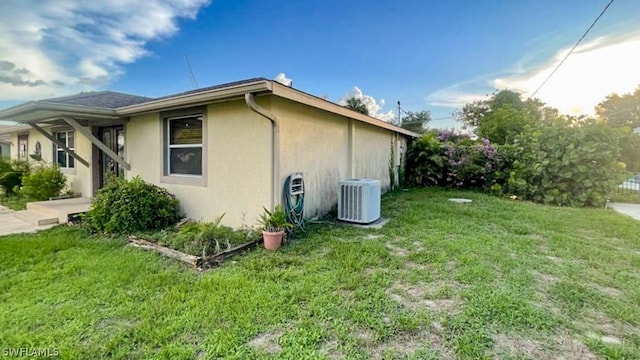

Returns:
1,188,639,359
0,194,27,210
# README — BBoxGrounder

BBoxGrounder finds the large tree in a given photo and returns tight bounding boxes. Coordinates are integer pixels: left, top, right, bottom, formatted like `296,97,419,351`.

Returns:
344,97,369,115
400,110,431,134
455,89,558,144
596,86,640,128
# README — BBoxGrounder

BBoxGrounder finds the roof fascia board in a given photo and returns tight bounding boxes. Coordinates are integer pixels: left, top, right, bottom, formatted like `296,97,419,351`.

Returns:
116,80,272,116
271,82,419,138
0,102,118,122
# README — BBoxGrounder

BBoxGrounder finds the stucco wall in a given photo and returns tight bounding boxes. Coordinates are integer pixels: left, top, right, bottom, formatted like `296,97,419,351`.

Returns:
273,96,409,218
9,128,93,197
353,121,394,189
273,97,350,218
126,99,272,228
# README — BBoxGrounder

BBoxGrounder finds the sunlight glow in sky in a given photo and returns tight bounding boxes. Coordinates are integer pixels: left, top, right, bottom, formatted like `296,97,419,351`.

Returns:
426,33,640,118
495,35,640,115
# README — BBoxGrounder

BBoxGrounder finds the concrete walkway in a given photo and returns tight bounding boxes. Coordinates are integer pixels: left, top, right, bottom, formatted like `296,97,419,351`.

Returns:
608,202,640,221
0,205,55,236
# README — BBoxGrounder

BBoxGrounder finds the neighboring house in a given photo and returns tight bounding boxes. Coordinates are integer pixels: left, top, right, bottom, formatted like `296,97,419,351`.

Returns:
0,78,416,227
0,125,32,160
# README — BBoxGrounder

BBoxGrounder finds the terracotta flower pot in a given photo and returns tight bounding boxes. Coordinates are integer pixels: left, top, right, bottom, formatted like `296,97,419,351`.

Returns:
262,230,285,250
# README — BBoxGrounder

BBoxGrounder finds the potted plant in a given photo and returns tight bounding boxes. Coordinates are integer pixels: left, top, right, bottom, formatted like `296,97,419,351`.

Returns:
258,205,294,250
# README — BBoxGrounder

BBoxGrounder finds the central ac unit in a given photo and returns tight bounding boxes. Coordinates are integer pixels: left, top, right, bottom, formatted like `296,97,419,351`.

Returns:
338,179,381,224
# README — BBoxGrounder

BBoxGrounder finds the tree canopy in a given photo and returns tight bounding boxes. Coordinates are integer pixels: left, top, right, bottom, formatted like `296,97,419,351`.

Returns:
596,85,640,128
455,89,558,144
344,97,369,115
400,110,430,134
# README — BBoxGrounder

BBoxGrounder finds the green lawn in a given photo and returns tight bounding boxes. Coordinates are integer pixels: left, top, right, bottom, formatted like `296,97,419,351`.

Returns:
1,188,639,359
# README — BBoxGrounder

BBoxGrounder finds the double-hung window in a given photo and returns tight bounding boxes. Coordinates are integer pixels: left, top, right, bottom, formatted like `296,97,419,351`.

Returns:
167,115,203,176
55,130,75,169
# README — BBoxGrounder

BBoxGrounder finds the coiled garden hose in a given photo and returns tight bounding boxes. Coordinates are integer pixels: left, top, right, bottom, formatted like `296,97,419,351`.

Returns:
283,175,305,231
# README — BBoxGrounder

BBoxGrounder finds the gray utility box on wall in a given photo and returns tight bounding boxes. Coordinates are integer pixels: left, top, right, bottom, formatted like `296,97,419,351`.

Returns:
337,179,381,224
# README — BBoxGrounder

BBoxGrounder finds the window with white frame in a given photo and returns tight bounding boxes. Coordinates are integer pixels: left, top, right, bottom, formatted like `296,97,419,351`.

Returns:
167,115,203,176
55,130,75,168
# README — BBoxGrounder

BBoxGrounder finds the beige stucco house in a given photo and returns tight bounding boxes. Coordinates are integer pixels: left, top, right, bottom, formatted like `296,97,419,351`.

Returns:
0,78,416,227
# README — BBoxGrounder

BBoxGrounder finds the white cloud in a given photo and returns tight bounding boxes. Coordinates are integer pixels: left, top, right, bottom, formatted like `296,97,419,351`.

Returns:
339,86,396,122
0,0,210,101
426,34,640,116
274,73,292,86
426,87,492,108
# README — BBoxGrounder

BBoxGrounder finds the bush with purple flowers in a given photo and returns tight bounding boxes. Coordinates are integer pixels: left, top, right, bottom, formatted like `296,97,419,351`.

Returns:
405,129,509,191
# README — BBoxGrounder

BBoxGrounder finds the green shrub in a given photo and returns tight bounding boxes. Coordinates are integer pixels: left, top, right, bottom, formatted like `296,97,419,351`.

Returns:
507,120,626,207
84,176,181,234
404,131,447,186
20,164,66,200
0,160,30,196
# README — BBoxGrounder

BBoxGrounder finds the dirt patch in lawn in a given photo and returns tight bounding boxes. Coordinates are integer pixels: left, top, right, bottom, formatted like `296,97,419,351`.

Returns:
385,243,410,257
492,333,597,360
96,318,139,331
533,270,559,286
404,261,431,271
531,270,563,315
319,338,342,359
355,328,376,345
363,234,384,240
545,255,563,264
527,233,547,242
247,330,283,354
591,283,623,297
411,241,425,251
582,310,639,342
386,280,461,314
369,331,455,359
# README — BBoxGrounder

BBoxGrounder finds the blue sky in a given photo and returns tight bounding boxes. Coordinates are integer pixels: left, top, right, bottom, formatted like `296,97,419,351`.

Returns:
1,0,640,128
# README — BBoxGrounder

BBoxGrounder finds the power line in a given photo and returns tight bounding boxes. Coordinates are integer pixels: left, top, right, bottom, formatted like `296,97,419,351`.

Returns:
184,54,198,89
397,105,454,123
530,0,615,98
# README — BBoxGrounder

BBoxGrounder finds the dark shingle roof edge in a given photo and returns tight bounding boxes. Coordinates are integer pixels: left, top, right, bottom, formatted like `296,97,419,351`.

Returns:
152,77,270,101
42,91,153,109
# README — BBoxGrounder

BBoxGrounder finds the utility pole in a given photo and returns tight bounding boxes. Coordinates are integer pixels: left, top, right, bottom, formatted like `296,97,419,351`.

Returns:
397,101,401,126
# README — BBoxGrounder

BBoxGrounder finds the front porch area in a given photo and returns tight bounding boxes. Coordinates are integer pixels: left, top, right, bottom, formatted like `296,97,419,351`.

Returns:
15,197,92,226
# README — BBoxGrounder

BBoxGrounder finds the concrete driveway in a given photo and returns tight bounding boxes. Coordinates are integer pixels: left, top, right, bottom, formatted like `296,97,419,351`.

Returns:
608,202,640,221
0,205,54,236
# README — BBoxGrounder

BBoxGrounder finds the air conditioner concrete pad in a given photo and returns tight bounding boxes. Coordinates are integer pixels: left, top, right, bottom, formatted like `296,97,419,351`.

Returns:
339,217,390,229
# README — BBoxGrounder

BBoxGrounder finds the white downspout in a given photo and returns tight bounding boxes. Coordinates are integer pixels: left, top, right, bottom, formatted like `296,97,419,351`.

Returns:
244,93,280,210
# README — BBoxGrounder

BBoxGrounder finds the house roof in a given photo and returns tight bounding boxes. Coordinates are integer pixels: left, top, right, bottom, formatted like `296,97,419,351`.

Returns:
0,79,418,137
42,91,152,108
155,78,269,100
